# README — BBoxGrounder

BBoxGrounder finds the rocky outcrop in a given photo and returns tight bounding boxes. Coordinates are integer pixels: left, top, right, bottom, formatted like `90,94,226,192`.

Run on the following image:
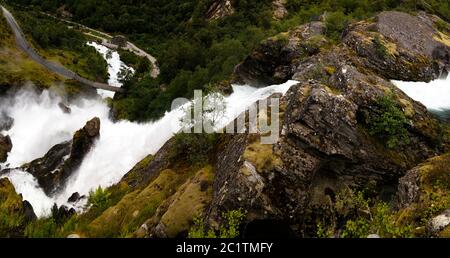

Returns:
206,70,445,232
208,12,450,234
232,22,326,87
272,0,288,20
0,112,14,131
343,11,450,81
233,11,450,87
206,0,235,20
395,154,450,237
428,209,450,235
22,117,100,195
0,134,12,163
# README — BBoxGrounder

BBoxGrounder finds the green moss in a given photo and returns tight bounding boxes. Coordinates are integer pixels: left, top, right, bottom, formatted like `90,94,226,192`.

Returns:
242,140,282,173
0,178,26,237
84,167,195,237
158,166,214,237
395,154,450,237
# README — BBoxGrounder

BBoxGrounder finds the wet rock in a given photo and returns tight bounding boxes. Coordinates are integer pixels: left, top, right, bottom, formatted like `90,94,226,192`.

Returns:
0,112,14,131
22,200,37,222
68,192,81,203
23,117,101,195
0,134,12,163
58,102,71,114
82,117,100,137
52,204,76,224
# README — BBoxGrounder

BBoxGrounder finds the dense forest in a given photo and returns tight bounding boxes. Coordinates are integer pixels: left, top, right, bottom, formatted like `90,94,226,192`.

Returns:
8,0,450,121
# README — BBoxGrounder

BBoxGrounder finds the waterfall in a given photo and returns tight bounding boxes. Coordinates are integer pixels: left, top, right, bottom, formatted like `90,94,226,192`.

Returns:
86,41,135,98
0,78,298,217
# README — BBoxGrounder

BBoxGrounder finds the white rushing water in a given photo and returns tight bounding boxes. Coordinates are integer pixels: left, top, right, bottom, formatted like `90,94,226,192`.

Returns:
0,79,298,217
392,75,450,111
87,41,134,98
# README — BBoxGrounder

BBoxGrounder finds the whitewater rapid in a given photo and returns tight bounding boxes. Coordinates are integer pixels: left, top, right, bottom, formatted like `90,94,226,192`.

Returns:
87,41,134,98
392,75,450,122
0,79,298,217
392,75,450,111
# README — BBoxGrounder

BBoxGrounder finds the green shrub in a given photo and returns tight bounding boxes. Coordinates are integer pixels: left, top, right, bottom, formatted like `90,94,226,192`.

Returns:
342,203,414,238
24,218,58,238
365,93,410,148
87,186,112,211
0,209,25,237
435,19,449,32
24,214,79,238
372,35,388,58
325,11,349,41
171,133,218,166
188,209,247,238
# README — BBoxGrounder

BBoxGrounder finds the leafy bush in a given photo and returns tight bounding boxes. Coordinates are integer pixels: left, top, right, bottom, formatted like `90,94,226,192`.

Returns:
171,133,218,166
365,93,410,148
325,11,349,41
25,214,78,238
372,35,388,58
87,186,111,211
342,203,414,238
24,218,58,238
188,209,247,238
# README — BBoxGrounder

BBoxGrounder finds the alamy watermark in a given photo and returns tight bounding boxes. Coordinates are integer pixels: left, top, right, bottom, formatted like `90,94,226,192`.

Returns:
171,90,281,144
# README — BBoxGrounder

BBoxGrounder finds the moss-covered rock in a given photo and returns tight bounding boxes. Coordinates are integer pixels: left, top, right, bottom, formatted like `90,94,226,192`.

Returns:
148,166,214,238
0,178,36,237
395,154,450,237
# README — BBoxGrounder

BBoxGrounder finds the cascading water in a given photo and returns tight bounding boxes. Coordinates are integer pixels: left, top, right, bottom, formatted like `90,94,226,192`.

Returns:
87,41,135,98
392,75,450,122
0,45,298,218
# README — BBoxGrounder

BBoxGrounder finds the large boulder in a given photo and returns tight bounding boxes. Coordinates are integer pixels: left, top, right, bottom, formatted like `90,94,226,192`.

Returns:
343,11,450,81
395,154,450,237
22,117,100,195
0,134,12,163
232,22,326,87
206,16,448,235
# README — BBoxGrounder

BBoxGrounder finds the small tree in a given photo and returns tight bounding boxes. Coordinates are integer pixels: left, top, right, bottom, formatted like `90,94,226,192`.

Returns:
180,90,227,133
372,35,388,58
87,186,111,211
366,93,410,149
